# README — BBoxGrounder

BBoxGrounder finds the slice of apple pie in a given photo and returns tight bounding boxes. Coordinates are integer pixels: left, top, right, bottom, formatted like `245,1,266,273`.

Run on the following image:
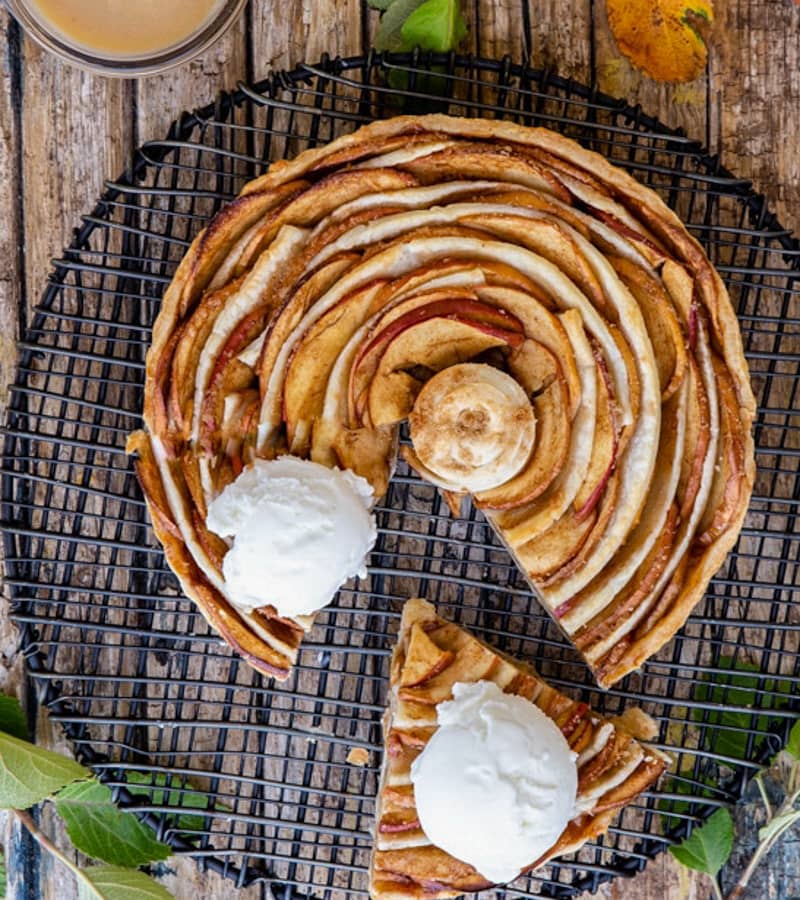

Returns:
371,598,669,899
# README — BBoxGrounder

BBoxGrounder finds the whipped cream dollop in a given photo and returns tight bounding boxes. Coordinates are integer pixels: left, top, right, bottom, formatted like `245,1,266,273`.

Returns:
206,457,376,617
410,680,578,885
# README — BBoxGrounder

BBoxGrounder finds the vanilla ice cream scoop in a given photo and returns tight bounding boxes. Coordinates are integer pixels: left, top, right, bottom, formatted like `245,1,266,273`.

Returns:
410,680,578,885
206,456,376,618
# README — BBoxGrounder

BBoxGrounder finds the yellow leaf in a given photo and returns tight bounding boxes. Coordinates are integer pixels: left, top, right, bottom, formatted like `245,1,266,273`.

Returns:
606,0,714,83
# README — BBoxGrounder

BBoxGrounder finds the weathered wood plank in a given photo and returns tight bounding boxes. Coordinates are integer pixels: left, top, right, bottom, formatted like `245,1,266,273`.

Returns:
527,0,592,80
18,39,133,316
250,0,364,79
710,0,800,236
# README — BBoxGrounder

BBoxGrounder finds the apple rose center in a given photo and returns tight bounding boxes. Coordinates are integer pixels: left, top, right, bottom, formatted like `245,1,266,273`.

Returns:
409,363,537,493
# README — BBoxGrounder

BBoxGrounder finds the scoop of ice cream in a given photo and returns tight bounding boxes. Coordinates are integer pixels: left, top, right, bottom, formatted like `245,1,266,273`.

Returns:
410,680,578,885
206,456,376,617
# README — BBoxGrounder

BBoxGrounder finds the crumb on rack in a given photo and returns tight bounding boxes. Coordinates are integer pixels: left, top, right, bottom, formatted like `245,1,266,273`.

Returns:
346,747,370,766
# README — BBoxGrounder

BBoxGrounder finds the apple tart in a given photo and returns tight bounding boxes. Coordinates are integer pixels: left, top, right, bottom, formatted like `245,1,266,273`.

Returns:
371,598,670,899
129,114,754,684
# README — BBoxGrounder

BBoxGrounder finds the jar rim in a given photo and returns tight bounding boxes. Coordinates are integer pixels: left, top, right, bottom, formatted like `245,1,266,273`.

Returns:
4,0,248,77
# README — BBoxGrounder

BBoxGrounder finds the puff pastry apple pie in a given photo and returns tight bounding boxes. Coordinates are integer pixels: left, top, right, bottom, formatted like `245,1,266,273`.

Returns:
129,114,755,685
370,598,669,899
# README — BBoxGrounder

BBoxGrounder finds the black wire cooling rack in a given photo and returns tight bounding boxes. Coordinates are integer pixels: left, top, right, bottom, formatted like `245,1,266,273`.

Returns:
2,52,800,899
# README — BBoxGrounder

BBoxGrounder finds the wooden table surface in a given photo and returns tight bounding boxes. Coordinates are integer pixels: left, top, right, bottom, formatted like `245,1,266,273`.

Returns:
0,1,798,898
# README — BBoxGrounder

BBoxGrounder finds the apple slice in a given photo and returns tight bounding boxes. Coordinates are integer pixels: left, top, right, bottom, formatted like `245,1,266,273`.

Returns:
574,503,680,655
514,507,597,582
473,371,570,509
282,281,384,455
475,286,582,419
398,638,499,706
696,355,747,546
348,290,491,426
610,255,687,402
198,307,270,455
167,276,243,436
399,143,570,201
399,622,456,688
460,212,610,318
677,355,711,519
366,315,523,427
541,471,621,589
573,347,618,519
329,423,397,500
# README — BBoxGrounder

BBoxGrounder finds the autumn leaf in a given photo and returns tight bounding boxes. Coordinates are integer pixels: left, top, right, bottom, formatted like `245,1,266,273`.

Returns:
606,0,714,83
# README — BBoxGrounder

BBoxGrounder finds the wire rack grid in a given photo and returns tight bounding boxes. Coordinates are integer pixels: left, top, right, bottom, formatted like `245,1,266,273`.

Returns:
2,51,799,900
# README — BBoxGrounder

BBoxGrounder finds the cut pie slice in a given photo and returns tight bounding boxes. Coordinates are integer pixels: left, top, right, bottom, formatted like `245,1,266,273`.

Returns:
370,598,670,900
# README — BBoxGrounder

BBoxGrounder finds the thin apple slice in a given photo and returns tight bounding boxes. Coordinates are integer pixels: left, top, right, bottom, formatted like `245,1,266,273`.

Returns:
610,255,687,402
572,348,618,517
398,638,499,706
399,622,456,688
198,306,272,455
489,309,596,537
540,472,621,588
475,285,581,418
399,143,570,201
282,281,384,454
460,213,610,318
178,185,307,315
575,503,680,656
515,507,597,581
236,168,419,273
168,276,243,437
367,317,522,427
677,355,711,519
256,252,361,443
328,423,397,500
348,290,491,425
696,355,747,546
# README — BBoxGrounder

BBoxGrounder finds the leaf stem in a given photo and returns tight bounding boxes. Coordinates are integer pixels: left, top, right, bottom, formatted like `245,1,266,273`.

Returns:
754,772,772,819
11,809,101,899
710,874,725,900
725,798,799,900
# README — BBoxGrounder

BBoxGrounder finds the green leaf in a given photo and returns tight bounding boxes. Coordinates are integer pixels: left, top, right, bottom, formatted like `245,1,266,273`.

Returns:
401,0,467,52
0,733,90,809
124,772,220,834
0,697,28,741
0,848,6,899
78,866,172,900
669,807,734,876
784,719,800,761
55,781,172,867
368,0,397,9
692,657,791,761
375,0,429,51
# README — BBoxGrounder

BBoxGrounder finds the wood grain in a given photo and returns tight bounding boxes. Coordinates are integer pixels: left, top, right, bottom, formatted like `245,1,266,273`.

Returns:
0,1,797,899
710,0,800,236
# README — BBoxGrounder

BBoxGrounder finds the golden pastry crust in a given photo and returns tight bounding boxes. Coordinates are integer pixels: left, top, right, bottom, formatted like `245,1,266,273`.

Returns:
369,598,670,900
131,114,755,683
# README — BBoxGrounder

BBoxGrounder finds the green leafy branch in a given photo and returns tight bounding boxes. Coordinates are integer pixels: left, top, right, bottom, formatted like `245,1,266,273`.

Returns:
0,695,175,900
667,660,800,900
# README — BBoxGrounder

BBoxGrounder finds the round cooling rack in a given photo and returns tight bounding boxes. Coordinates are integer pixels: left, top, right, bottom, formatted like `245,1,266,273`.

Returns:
2,52,800,899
